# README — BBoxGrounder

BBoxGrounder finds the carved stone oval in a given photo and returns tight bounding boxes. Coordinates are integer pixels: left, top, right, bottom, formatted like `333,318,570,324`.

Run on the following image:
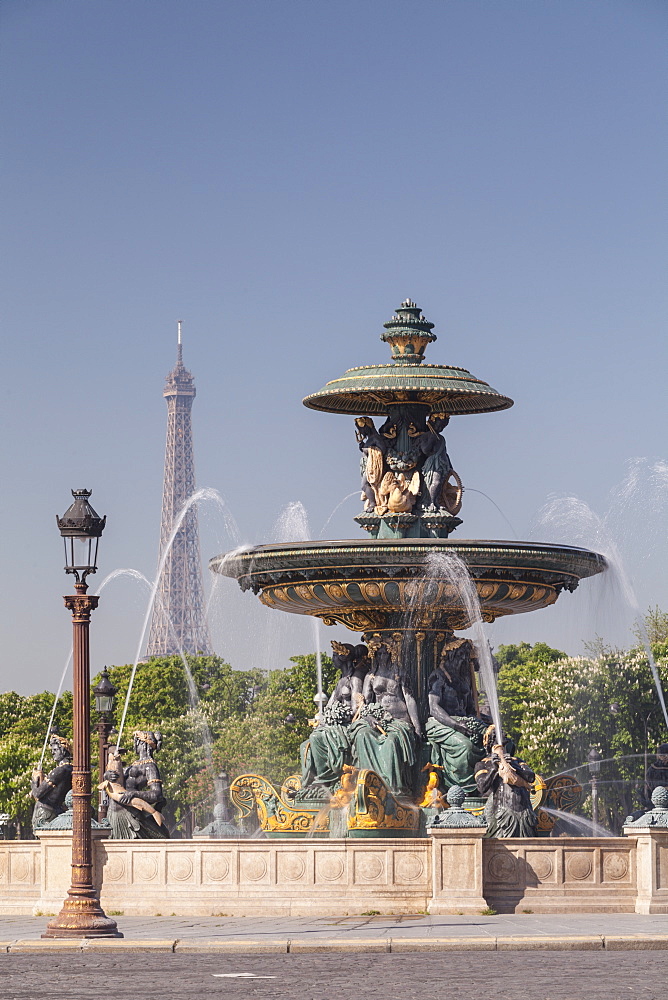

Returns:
11,856,30,882
280,854,306,882
527,852,553,881
603,853,629,881
394,852,424,883
355,853,384,882
0,854,7,881
169,854,194,882
566,852,593,880
104,856,125,881
487,852,517,883
316,855,345,882
134,854,159,881
203,854,230,882
240,853,268,881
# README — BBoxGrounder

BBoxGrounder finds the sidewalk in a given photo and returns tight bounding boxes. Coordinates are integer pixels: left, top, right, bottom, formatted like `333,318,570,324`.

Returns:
0,913,666,952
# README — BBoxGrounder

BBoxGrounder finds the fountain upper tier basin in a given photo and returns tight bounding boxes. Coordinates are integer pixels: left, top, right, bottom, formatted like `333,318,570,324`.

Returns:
210,538,606,633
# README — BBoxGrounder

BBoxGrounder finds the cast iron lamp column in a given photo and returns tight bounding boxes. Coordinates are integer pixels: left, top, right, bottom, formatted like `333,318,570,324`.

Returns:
93,667,117,821
587,747,602,831
44,490,121,939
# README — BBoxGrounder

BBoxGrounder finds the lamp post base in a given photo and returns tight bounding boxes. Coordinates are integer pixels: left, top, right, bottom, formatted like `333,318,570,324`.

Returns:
42,893,122,938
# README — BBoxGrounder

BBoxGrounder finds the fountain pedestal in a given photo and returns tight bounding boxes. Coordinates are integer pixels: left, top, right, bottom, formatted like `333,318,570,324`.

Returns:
428,827,487,914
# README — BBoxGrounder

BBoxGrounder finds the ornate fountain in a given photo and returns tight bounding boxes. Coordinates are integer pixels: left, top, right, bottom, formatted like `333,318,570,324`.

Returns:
211,299,605,836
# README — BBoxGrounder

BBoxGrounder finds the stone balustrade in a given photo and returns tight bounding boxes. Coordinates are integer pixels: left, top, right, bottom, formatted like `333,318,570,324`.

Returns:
0,828,666,916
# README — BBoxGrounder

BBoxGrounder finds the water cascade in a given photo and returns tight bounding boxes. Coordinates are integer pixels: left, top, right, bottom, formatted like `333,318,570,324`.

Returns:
538,495,668,729
115,487,237,752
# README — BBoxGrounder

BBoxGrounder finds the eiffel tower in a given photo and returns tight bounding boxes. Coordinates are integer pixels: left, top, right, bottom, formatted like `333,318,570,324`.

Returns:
145,322,212,656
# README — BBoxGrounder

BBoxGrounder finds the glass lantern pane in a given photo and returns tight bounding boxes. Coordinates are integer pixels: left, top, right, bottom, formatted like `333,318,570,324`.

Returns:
72,535,92,569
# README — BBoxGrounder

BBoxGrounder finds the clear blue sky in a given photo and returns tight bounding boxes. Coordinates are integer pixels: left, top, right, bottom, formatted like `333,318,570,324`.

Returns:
1,1,666,693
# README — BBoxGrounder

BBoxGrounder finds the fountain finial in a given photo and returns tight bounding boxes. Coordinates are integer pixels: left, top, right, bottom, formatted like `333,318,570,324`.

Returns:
381,299,436,363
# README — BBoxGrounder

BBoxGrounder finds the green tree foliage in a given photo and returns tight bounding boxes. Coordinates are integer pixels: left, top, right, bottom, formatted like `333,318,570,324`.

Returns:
495,642,566,740
183,652,335,811
632,605,668,649
98,652,335,826
0,650,336,828
495,641,668,831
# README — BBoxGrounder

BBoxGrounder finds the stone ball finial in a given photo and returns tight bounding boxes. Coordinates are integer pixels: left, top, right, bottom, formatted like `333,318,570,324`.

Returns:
651,786,668,809
64,790,74,810
446,785,466,807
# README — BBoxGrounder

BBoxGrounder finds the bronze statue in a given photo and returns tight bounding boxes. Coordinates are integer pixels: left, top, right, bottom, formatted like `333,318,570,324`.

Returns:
376,469,421,515
408,413,454,511
300,642,370,792
326,641,369,714
475,729,537,838
425,638,488,794
355,417,387,513
347,636,421,797
101,730,169,839
31,734,73,830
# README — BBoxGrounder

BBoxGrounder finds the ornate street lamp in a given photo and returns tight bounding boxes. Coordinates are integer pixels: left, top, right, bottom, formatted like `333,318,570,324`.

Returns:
93,667,117,821
43,490,121,939
587,747,602,830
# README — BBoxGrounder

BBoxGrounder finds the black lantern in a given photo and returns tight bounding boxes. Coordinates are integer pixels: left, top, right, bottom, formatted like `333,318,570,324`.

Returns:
93,667,116,717
587,747,602,775
56,489,106,585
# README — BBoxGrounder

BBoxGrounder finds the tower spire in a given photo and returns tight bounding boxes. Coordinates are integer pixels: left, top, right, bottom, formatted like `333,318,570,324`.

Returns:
145,324,212,657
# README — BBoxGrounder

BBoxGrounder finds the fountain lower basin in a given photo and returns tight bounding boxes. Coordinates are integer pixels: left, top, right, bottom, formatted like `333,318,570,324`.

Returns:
210,538,606,632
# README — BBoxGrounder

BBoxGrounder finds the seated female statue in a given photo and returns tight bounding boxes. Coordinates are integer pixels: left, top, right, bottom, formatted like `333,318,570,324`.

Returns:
348,637,421,797
425,639,487,795
300,642,369,792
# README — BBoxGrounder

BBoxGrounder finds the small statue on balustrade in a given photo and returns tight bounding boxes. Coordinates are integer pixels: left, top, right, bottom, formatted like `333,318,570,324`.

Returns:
475,728,538,838
31,733,73,831
35,789,109,830
194,803,240,838
625,786,668,829
428,785,487,829
100,730,169,839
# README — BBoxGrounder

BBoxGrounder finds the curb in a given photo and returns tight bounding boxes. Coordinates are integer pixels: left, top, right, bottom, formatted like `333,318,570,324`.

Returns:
2,935,668,953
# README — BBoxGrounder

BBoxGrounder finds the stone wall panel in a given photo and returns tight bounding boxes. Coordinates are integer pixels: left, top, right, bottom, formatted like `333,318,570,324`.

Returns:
314,850,346,884
353,850,387,885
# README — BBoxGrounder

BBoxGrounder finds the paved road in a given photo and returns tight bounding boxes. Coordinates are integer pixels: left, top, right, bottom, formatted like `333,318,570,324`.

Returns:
0,952,664,999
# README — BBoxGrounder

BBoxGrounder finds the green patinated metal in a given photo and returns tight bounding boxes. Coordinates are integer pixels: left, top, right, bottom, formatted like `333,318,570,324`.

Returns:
210,297,607,834
303,299,513,416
